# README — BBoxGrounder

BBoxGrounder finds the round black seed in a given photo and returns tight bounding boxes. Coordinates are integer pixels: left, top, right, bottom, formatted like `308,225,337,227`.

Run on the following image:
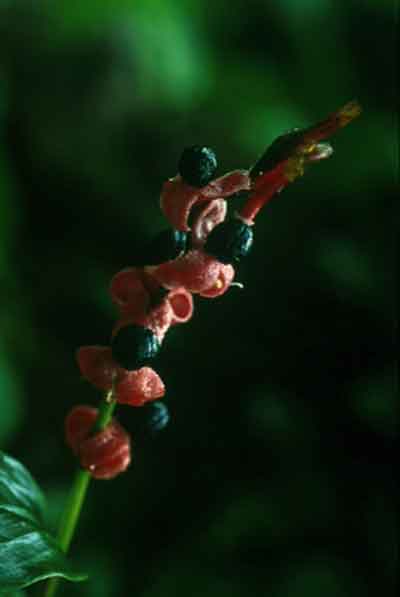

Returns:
112,325,160,370
204,219,254,264
178,145,217,188
146,401,170,433
144,229,187,266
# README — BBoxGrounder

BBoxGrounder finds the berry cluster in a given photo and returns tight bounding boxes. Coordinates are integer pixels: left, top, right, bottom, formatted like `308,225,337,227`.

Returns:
66,101,361,479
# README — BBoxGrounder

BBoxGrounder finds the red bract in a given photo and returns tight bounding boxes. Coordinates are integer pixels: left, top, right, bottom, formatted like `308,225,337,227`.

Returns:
110,268,164,317
122,298,173,342
65,405,131,480
111,267,169,336
65,404,98,453
168,287,194,324
113,367,165,406
109,268,151,320
111,282,193,341
191,198,227,248
79,425,131,480
159,177,200,233
150,249,234,297
160,170,250,232
199,262,235,298
139,286,194,334
77,346,120,391
76,345,165,405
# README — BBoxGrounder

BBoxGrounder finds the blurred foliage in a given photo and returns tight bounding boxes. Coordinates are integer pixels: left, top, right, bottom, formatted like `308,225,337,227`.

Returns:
0,0,397,595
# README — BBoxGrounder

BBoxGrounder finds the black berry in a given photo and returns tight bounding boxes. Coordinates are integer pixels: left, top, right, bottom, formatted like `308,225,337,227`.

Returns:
146,401,170,433
112,325,160,370
204,219,254,264
144,229,187,265
178,145,217,187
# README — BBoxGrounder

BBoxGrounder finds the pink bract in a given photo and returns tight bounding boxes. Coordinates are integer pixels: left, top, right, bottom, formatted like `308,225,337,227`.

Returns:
191,198,227,248
114,367,165,406
150,249,234,296
168,287,193,324
77,345,165,405
110,268,156,320
160,170,250,232
65,404,99,453
199,263,235,297
77,346,120,391
79,424,131,480
65,405,131,480
112,287,193,342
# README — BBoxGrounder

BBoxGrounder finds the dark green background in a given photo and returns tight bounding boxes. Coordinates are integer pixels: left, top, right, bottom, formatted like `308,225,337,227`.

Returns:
0,1,397,595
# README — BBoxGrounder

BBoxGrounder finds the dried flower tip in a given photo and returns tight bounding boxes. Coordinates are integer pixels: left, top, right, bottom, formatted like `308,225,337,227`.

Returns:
301,100,362,145
336,99,362,126
250,101,361,182
241,101,361,224
304,142,333,162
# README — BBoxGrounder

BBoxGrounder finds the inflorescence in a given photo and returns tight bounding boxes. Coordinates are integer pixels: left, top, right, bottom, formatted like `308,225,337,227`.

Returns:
66,101,361,479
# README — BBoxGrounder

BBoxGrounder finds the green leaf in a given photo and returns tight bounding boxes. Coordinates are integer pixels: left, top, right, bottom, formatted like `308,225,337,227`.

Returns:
0,452,46,523
0,451,87,593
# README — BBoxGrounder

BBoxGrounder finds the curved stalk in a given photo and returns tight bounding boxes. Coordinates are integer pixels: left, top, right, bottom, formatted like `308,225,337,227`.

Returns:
43,395,117,597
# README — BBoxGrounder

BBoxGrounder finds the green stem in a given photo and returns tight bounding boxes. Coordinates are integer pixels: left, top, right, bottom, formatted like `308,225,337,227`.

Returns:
43,396,117,597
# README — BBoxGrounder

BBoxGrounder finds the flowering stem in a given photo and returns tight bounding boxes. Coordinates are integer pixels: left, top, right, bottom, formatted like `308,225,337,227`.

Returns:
43,395,117,597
